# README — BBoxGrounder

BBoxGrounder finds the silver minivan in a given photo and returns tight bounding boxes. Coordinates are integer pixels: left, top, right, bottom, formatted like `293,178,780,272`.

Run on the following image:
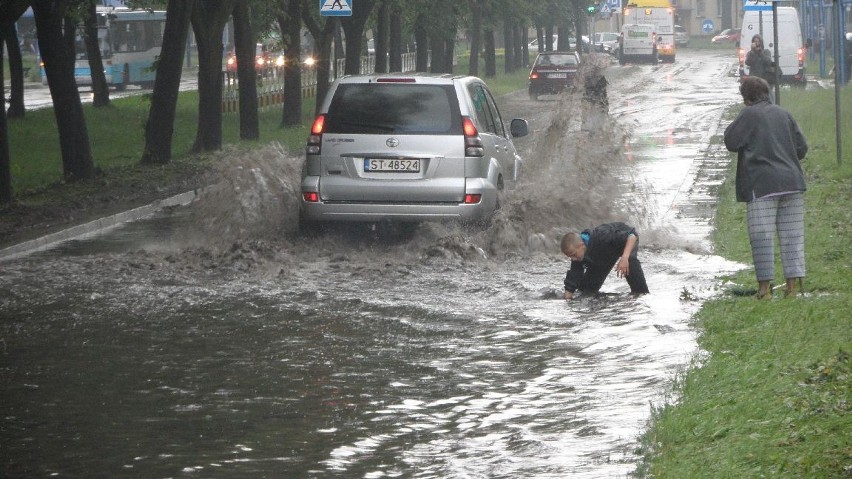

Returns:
299,74,529,229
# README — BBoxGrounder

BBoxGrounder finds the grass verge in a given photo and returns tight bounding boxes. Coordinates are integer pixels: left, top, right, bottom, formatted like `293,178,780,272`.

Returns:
637,87,852,477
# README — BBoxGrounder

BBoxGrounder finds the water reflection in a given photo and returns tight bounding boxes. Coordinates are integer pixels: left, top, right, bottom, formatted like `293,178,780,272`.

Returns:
1,51,747,478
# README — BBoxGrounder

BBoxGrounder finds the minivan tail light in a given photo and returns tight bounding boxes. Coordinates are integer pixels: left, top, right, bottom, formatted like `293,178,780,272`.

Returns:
797,47,804,66
306,115,325,154
464,194,481,204
303,192,319,202
462,117,484,157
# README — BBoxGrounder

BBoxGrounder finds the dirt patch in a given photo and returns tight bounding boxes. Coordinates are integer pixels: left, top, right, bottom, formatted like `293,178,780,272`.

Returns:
0,156,211,250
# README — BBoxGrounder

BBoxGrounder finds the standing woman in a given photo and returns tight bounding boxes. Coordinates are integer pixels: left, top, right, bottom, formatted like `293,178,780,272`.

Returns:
724,76,809,299
744,34,776,103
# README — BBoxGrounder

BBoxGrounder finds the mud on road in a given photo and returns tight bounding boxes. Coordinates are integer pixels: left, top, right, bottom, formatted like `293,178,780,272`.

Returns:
1,50,748,478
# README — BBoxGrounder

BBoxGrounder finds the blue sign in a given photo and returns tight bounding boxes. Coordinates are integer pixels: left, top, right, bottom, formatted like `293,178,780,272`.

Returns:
702,19,715,33
743,0,773,10
320,0,352,16
607,0,621,10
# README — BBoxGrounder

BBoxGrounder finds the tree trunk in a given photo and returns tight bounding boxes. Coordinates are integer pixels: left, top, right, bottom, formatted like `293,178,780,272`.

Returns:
388,2,402,72
279,0,303,127
503,21,513,74
513,23,523,70
232,0,258,140
190,0,236,153
484,28,495,77
32,0,95,182
302,7,336,116
467,0,481,77
141,0,193,165
84,2,109,107
429,33,446,73
2,24,25,118
414,15,428,72
340,0,374,75
0,35,11,203
373,1,388,73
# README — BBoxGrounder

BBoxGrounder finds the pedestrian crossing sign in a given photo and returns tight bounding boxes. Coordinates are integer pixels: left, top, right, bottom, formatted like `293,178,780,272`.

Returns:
320,0,352,16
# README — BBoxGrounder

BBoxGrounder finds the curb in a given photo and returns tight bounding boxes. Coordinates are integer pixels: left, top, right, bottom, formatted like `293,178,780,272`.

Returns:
0,190,198,263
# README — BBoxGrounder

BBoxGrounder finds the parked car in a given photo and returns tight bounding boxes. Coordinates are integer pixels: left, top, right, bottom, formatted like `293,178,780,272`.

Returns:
674,25,690,46
712,28,741,44
528,51,581,100
593,32,620,54
529,35,559,51
299,74,530,230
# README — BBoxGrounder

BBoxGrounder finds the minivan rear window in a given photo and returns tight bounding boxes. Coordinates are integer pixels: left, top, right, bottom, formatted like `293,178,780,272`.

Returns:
324,84,463,135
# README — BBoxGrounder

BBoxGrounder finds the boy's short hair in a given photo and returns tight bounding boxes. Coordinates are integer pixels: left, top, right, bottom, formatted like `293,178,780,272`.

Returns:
561,232,583,253
740,76,770,105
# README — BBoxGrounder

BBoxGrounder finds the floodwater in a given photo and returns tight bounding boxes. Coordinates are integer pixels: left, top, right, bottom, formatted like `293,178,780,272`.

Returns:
1,50,747,478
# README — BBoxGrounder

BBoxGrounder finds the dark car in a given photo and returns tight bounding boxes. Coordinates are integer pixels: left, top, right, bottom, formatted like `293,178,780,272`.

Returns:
528,51,581,100
712,28,741,44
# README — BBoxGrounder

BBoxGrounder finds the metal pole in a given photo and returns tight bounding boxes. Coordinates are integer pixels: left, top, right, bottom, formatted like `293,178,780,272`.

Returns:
772,2,781,105
834,0,842,165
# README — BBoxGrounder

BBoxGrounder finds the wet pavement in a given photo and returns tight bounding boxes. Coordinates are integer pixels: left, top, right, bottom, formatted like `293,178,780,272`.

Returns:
1,49,747,478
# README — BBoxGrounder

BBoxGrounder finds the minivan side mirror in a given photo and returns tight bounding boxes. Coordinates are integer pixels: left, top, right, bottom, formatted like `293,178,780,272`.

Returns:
510,119,529,138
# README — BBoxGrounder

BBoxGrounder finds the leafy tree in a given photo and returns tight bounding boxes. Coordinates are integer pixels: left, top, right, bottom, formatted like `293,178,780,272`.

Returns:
141,0,193,164
339,0,375,75
276,0,303,127
190,0,236,153
82,0,109,107
2,22,26,118
301,4,337,115
0,0,31,203
32,0,95,182
232,0,259,140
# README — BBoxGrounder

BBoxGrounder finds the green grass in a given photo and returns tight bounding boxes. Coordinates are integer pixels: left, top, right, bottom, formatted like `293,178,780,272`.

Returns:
5,54,529,197
638,87,852,478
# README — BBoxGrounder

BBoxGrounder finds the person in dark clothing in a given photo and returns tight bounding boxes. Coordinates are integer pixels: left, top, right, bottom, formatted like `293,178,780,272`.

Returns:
561,222,650,299
744,34,776,103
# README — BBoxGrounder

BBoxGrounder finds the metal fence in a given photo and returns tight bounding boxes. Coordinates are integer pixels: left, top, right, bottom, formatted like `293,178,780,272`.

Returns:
221,52,419,113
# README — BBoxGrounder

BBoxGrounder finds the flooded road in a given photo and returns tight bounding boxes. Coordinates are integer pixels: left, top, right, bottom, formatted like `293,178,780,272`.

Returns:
1,49,746,478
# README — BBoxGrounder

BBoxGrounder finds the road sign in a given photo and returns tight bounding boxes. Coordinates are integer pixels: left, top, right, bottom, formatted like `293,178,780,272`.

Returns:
743,0,773,11
607,0,621,11
320,0,352,16
702,19,715,33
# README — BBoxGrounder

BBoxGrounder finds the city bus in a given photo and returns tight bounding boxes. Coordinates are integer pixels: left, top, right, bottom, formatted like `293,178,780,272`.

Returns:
40,6,166,90
623,0,677,63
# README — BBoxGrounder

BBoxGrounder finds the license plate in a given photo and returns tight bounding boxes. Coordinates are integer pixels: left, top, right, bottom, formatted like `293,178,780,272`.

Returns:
364,158,421,172
547,73,568,78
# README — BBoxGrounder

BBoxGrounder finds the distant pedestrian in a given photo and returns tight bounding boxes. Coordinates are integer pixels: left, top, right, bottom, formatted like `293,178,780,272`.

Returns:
561,222,650,299
724,76,808,299
744,34,776,103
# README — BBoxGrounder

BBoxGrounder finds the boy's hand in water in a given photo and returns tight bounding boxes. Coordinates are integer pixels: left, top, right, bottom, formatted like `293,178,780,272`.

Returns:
564,290,574,300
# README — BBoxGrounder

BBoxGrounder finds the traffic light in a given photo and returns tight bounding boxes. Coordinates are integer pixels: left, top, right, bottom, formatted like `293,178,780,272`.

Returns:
586,4,596,15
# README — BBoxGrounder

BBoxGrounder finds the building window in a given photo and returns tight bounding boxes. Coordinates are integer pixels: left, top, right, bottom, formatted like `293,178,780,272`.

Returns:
696,0,705,17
